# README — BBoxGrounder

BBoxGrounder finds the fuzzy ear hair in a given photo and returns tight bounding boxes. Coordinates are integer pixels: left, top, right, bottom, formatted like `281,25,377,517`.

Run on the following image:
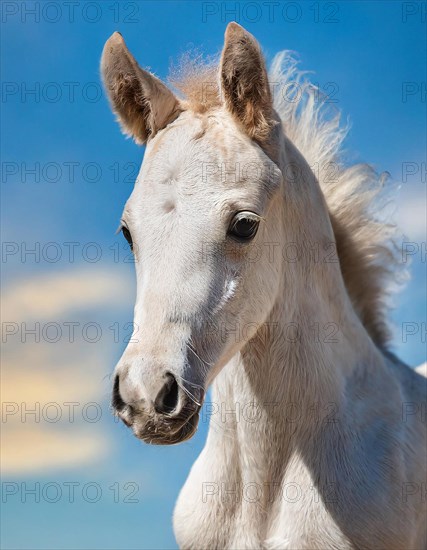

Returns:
101,32,182,144
220,23,274,142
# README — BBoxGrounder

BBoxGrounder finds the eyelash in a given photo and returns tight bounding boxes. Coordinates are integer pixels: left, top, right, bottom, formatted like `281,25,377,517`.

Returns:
227,211,261,242
120,225,133,251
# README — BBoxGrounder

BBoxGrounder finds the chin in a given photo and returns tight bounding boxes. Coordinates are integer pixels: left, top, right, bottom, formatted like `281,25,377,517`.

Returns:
135,411,200,446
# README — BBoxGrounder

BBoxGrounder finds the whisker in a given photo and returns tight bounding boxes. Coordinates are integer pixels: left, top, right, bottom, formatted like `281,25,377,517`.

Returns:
186,341,214,369
175,377,204,407
179,375,205,394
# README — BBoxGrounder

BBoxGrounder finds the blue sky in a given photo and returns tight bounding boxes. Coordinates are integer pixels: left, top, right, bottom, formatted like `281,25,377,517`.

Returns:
1,2,426,549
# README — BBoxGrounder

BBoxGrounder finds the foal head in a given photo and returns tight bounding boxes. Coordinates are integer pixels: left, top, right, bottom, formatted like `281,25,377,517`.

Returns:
102,24,287,444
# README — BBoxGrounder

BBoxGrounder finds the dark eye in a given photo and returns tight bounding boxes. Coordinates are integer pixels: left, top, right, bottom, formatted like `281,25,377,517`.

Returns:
228,212,260,242
121,226,133,251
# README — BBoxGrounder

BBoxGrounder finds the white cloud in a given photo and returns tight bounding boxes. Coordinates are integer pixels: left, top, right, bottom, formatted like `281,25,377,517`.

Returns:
395,190,427,242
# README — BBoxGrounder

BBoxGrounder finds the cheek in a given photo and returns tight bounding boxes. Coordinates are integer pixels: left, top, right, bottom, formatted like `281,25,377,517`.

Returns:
243,258,281,318
203,253,280,347
234,236,283,323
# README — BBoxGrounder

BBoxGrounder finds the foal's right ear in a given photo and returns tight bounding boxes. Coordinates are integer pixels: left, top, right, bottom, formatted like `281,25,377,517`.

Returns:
101,32,181,144
220,23,274,142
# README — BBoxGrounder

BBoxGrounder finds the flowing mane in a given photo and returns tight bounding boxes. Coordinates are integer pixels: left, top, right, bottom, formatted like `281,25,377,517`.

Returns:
169,51,400,347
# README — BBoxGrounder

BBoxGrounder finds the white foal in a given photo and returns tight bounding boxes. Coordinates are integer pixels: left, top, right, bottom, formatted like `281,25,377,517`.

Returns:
101,23,427,549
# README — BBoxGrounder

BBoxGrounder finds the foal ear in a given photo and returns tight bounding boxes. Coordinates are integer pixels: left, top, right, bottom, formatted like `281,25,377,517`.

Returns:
220,23,274,142
101,32,181,144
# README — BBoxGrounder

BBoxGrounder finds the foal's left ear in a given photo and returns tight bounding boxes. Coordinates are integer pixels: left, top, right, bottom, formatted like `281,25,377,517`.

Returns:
101,32,181,144
220,23,274,142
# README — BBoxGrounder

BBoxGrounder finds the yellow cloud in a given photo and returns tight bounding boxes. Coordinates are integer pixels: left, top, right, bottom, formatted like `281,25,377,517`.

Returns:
2,426,110,475
2,266,134,320
1,266,131,475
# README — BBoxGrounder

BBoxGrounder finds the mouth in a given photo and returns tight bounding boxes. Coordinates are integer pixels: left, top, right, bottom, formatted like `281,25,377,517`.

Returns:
135,408,201,445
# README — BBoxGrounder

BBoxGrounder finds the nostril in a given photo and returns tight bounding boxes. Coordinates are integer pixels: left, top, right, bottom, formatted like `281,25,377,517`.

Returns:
154,373,180,415
112,374,126,411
